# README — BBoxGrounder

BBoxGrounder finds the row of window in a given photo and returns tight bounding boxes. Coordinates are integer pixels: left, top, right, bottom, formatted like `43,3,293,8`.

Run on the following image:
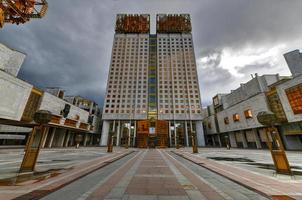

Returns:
104,109,201,114
224,109,253,124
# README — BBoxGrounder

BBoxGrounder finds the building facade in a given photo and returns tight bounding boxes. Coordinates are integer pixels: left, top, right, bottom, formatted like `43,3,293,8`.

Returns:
203,50,302,150
0,43,100,147
0,43,25,76
65,95,102,145
101,14,204,148
203,74,285,149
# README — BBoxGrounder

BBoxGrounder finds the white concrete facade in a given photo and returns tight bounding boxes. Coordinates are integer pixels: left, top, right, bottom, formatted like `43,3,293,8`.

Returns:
0,43,26,77
217,93,269,133
102,33,149,120
0,70,32,121
40,93,89,123
100,14,204,147
284,50,302,77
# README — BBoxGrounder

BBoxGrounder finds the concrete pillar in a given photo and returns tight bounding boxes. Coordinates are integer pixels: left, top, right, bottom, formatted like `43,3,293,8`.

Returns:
185,121,189,147
211,135,215,146
169,121,172,147
128,126,131,147
41,127,49,148
174,121,177,147
196,121,205,146
253,128,262,149
89,134,93,146
100,120,110,146
83,134,88,146
241,131,248,148
69,133,74,146
229,132,237,148
133,121,136,147
59,130,66,147
217,135,222,147
48,128,56,148
64,131,70,147
117,120,121,146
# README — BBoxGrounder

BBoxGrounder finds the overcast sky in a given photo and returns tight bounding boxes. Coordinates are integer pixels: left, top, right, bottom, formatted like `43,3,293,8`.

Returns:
1,0,302,107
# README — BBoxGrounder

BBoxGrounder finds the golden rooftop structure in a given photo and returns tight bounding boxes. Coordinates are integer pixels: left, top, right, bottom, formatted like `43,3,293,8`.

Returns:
0,0,48,28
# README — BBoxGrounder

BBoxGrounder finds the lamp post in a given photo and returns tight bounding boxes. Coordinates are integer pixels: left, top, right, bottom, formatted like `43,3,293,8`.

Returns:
176,128,180,149
191,130,198,153
107,131,114,153
19,110,52,173
257,111,292,175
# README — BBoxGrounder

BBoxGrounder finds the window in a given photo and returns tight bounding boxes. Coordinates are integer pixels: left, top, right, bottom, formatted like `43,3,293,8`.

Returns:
233,113,240,122
224,117,229,124
286,84,302,114
244,109,253,118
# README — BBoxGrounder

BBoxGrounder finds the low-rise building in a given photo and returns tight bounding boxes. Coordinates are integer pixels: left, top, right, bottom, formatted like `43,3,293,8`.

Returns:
0,43,98,148
0,43,25,76
203,50,302,150
65,95,102,145
272,74,302,150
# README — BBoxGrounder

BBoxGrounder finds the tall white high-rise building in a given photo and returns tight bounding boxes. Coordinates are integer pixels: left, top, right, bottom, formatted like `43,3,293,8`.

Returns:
101,14,205,148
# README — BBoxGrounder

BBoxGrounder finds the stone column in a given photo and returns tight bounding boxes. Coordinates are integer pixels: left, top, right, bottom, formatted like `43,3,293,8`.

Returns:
69,133,74,146
229,132,237,148
211,135,216,146
217,135,222,147
241,131,248,148
64,131,70,147
48,128,56,148
100,120,110,146
253,128,262,149
41,127,49,148
133,121,136,147
196,121,205,146
117,121,121,146
83,134,88,146
59,130,66,147
169,121,172,147
185,121,189,147
174,121,177,147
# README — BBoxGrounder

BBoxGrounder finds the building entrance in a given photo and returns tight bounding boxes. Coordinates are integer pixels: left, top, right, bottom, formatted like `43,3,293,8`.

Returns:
136,120,169,148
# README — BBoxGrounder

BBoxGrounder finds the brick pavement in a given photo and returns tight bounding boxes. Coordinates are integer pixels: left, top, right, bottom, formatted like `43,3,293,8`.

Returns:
86,149,260,200
0,149,133,200
174,149,302,200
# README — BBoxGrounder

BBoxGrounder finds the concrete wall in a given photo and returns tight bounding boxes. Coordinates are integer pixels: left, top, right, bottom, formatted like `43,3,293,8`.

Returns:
277,74,302,123
0,43,26,77
284,50,302,77
0,125,32,133
203,115,218,135
39,93,89,123
217,93,269,133
0,70,32,121
222,75,280,109
196,120,205,146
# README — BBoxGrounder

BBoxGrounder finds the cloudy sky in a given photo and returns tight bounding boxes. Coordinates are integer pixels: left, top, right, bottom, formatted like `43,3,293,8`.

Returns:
1,0,302,107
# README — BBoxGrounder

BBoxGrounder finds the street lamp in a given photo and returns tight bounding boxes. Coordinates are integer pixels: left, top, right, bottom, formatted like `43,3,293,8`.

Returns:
19,110,52,173
191,130,198,153
107,131,114,153
257,111,292,175
176,128,180,149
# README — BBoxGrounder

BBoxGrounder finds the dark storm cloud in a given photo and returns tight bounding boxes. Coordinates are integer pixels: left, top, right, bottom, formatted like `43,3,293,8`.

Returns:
1,0,302,107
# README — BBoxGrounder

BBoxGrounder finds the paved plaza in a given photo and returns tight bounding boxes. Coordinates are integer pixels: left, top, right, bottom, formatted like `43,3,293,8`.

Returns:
0,147,112,180
40,149,268,200
0,147,301,199
188,148,302,179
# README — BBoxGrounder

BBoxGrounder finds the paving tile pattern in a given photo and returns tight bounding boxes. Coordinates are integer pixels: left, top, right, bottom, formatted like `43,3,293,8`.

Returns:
175,149,302,200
